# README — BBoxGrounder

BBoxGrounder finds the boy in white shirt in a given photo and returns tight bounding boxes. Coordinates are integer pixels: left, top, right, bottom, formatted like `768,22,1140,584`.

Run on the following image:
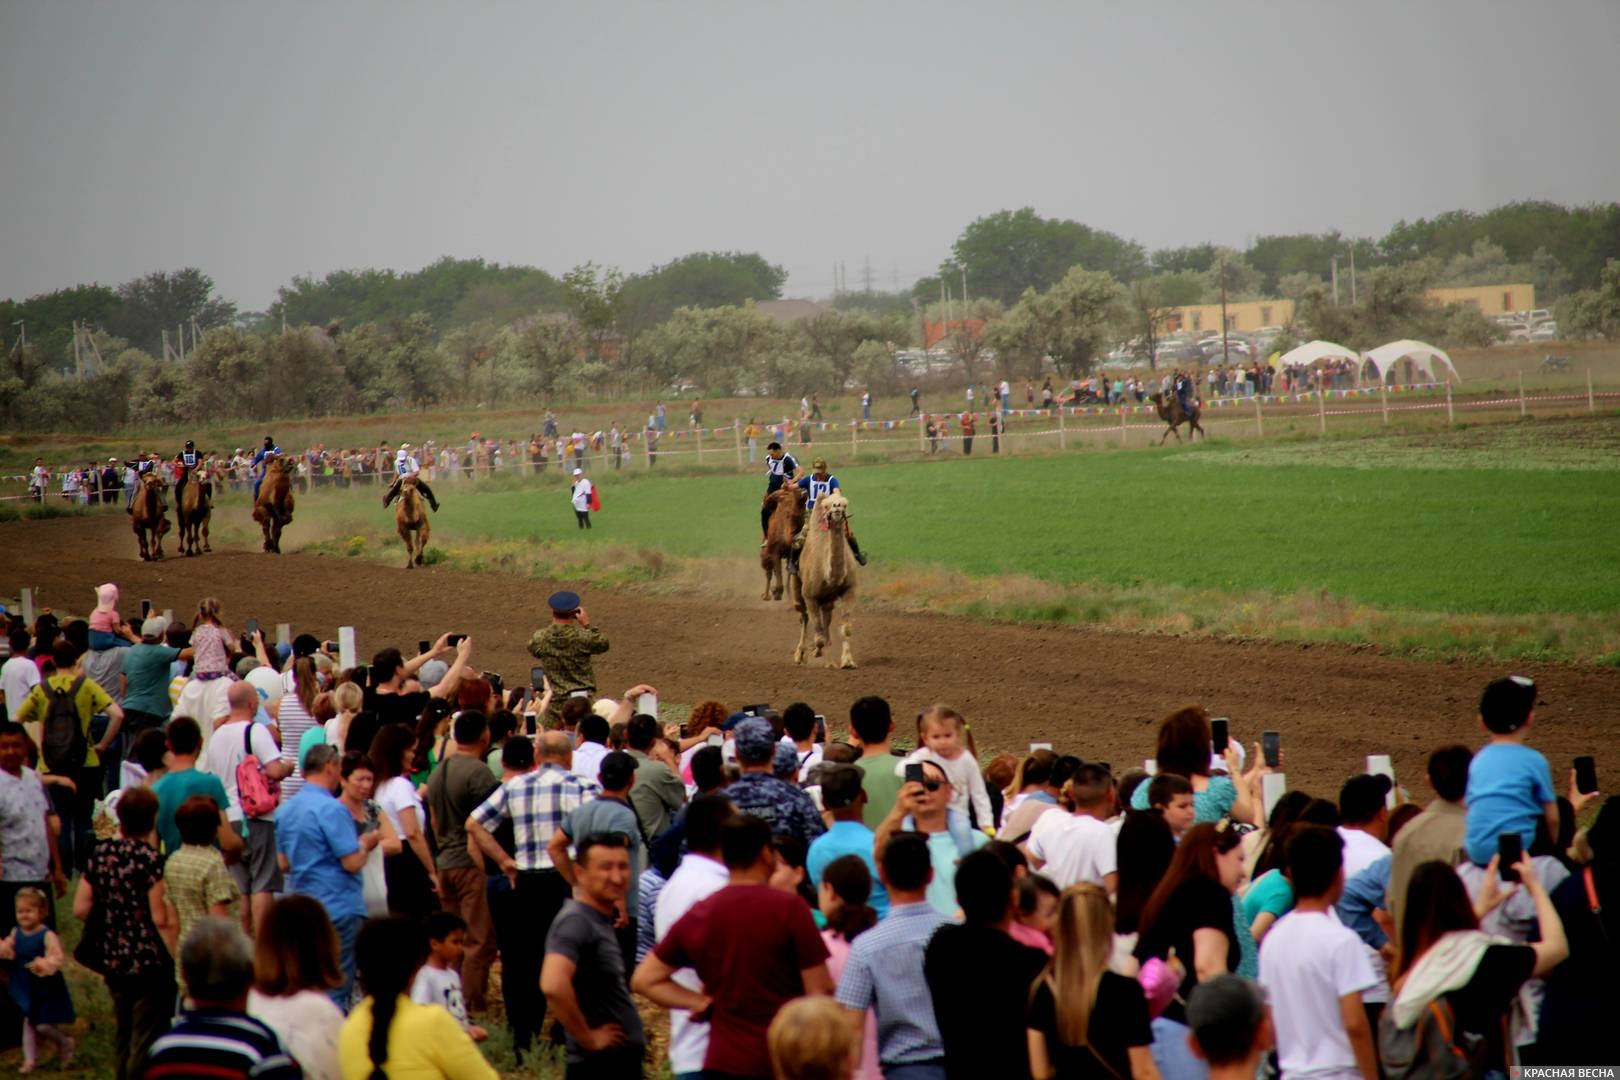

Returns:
1026,763,1119,893
1258,826,1379,1080
411,911,488,1041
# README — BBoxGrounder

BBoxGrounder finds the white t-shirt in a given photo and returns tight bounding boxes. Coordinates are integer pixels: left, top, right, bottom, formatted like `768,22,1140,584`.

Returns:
411,964,469,1031
1,656,41,712
655,853,730,1074
571,478,594,511
1026,812,1117,889
570,741,609,787
1258,909,1378,1080
248,989,344,1080
376,774,423,835
1337,827,1390,880
795,743,823,784
200,719,282,822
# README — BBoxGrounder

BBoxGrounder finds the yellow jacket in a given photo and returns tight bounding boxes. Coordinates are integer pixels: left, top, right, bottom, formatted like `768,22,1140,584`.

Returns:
338,996,496,1080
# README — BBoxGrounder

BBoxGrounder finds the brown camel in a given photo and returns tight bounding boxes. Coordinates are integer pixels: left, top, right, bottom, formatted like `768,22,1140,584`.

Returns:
252,456,296,554
1149,391,1205,444
176,467,213,556
130,472,170,561
791,491,857,668
760,486,805,601
395,475,431,569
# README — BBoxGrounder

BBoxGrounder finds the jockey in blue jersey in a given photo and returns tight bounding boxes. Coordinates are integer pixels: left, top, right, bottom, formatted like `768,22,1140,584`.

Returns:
760,440,799,545
383,443,440,512
251,436,282,500
1174,370,1197,417
792,456,868,567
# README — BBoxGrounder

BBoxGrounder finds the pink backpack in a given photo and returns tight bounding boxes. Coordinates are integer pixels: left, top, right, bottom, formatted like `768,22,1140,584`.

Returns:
235,722,280,819
1137,950,1184,1019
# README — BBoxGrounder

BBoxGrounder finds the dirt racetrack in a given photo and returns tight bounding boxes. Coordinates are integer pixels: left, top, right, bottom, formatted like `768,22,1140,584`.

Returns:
6,510,1617,803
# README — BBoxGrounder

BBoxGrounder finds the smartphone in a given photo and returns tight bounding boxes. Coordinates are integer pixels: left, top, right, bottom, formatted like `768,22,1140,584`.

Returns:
245,617,260,637
1574,755,1598,795
140,598,152,619
323,640,339,653
707,733,724,748
1262,730,1281,769
447,633,465,647
814,714,827,742
522,686,534,706
1498,833,1523,882
1211,718,1230,755
904,762,926,785
418,639,431,655
530,666,546,689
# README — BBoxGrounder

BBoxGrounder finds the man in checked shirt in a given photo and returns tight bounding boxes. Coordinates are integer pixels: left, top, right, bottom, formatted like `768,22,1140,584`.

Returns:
467,731,599,1057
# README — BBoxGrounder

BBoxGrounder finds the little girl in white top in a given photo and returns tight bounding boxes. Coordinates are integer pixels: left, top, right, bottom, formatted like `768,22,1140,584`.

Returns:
904,705,994,830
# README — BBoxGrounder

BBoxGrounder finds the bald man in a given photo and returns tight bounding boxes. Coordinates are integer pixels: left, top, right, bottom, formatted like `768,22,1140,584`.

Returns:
201,680,294,936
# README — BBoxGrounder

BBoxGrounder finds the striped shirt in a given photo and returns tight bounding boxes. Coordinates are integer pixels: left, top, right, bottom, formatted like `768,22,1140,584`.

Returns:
835,902,948,1066
140,1007,302,1079
274,677,318,799
469,764,600,871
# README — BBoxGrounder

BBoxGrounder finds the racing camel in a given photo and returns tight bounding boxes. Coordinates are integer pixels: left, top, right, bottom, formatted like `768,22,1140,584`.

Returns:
791,491,857,669
175,465,213,556
759,485,805,601
1149,391,1206,444
130,472,171,561
252,456,296,554
395,474,431,568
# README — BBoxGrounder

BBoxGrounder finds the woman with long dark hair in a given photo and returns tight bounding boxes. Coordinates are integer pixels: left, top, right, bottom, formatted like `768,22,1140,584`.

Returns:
819,855,880,1080
1242,797,1340,946
1132,821,1246,1079
369,726,438,920
1128,707,1262,826
338,916,495,1080
1029,884,1159,1080
1113,810,1177,972
1539,795,1618,1061
1384,858,1566,1076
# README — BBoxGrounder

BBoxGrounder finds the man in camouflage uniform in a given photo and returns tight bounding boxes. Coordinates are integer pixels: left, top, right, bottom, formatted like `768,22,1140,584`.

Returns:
528,590,609,729
722,717,826,847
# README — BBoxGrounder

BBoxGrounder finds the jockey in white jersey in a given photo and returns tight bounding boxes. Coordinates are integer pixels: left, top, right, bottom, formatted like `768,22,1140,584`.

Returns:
792,456,868,566
383,443,440,512
760,440,800,545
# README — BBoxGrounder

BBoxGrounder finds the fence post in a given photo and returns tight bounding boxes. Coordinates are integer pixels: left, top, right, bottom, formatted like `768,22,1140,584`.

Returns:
1120,406,1128,447
20,587,34,627
1058,406,1067,450
1317,389,1326,436
1446,380,1454,425
696,426,704,466
1380,380,1389,425
851,419,858,461
1518,371,1526,418
918,415,926,453
1254,396,1263,439
733,420,743,468
1588,369,1595,414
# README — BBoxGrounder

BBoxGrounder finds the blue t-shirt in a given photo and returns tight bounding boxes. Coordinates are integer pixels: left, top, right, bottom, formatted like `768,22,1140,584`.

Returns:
1464,742,1555,866
122,643,180,716
1240,868,1295,928
806,819,889,918
1130,773,1237,824
153,768,231,855
275,783,363,921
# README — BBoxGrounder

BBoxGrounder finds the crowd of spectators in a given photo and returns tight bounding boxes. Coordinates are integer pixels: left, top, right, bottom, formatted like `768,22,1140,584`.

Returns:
0,581,1614,1079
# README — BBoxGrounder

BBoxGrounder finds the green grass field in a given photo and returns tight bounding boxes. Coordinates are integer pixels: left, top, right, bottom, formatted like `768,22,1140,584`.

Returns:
265,415,1620,663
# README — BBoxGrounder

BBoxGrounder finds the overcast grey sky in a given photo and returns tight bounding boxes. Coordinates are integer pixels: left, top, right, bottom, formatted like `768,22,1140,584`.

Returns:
3,0,1617,310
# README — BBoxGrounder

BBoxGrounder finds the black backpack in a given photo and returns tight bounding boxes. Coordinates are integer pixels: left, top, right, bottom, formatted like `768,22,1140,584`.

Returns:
41,675,88,775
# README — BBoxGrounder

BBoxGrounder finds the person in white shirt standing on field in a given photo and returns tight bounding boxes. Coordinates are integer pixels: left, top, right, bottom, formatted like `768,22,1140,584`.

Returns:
571,469,594,530
383,443,440,512
1258,826,1380,1080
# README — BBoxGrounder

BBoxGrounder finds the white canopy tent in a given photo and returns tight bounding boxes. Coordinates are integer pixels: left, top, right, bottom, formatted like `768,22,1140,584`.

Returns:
1275,340,1360,368
1361,340,1460,384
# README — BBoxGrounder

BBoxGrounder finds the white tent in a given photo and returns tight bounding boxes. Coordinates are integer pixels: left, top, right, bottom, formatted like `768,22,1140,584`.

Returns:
1275,340,1360,368
1361,340,1460,384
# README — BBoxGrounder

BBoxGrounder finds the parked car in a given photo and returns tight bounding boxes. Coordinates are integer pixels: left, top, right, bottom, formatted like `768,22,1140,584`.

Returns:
1529,322,1559,341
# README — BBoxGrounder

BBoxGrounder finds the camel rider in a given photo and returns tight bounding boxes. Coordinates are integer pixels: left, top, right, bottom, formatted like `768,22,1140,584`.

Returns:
251,436,282,500
174,440,202,501
1174,370,1197,417
760,441,799,546
384,443,440,512
124,453,165,513
792,457,868,567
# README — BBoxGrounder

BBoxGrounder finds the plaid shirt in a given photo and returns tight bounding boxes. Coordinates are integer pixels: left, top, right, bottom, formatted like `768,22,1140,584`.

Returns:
470,763,600,871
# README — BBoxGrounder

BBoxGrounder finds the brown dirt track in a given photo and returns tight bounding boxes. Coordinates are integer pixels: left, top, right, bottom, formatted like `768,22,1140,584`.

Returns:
6,510,1617,803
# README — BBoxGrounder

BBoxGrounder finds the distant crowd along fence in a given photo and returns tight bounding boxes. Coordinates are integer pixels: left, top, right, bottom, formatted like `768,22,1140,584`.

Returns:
4,374,1618,502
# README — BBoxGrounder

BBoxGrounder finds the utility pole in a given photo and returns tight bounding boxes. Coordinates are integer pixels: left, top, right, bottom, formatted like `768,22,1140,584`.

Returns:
73,320,83,379
11,320,24,352
832,262,839,298
1331,255,1340,307
1348,248,1358,306
862,256,873,294
939,281,948,349
1219,254,1231,368
960,264,968,305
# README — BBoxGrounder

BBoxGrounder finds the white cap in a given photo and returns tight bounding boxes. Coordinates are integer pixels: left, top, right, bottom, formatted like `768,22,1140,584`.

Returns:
573,468,583,476
245,666,283,704
399,443,410,452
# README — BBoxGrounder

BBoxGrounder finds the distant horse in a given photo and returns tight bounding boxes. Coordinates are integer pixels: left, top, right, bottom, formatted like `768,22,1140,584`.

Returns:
791,492,857,668
176,466,213,556
395,475,431,569
1149,392,1205,444
252,456,296,554
760,486,806,601
130,472,170,561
